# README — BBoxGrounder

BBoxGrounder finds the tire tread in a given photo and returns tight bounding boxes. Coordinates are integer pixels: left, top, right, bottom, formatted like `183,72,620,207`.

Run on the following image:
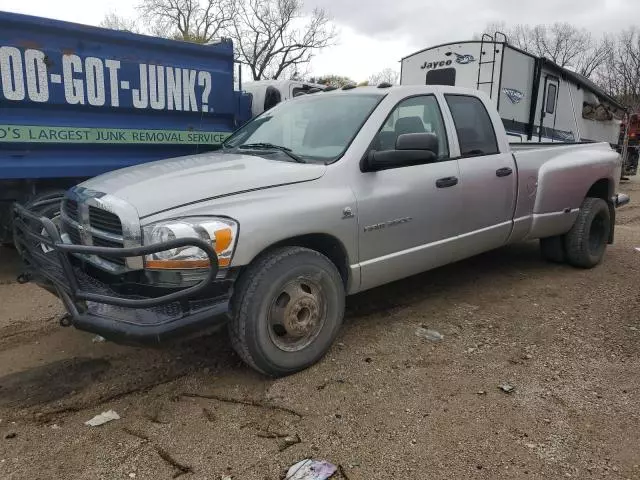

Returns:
228,246,341,376
564,197,610,269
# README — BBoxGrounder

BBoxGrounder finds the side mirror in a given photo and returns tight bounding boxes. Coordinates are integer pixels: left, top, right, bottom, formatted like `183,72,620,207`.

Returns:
396,132,439,152
363,133,439,172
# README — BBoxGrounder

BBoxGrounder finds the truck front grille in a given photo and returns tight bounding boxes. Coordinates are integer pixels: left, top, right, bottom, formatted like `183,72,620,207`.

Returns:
62,199,127,269
66,224,82,245
88,206,123,236
63,199,79,222
92,236,126,266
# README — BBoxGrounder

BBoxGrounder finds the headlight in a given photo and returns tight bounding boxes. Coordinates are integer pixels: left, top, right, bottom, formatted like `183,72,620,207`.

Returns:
142,217,238,270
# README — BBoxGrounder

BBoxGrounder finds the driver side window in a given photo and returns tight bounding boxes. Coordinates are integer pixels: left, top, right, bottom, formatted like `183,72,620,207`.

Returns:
375,95,449,160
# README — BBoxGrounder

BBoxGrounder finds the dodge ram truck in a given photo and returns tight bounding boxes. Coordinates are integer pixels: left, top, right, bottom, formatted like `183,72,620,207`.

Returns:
14,85,630,377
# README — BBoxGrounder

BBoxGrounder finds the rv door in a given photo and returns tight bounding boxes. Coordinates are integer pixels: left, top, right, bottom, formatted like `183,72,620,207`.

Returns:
540,76,559,141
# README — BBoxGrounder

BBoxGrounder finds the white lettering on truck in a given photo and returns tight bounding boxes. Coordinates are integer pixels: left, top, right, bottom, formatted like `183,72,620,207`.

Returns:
132,64,148,109
167,67,182,111
0,47,215,113
62,54,85,104
149,65,165,110
24,49,49,102
104,59,121,107
198,71,212,112
0,46,26,101
183,69,198,112
85,57,106,106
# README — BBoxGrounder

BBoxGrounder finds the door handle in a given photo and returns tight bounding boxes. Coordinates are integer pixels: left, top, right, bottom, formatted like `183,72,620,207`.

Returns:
436,176,459,188
496,167,513,177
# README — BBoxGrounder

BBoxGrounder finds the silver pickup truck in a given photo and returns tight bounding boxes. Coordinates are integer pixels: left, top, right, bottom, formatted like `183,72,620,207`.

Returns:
14,85,629,376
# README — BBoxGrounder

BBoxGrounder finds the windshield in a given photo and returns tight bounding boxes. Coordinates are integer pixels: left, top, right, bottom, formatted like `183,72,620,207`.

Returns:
224,93,384,163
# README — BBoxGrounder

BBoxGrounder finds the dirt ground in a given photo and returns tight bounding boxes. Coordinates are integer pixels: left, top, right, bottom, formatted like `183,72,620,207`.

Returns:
1,182,640,480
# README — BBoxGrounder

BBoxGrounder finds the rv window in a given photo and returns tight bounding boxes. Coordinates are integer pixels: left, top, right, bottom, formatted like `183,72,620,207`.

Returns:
445,94,499,157
545,83,557,114
264,86,282,111
425,68,456,86
292,87,309,97
374,95,449,159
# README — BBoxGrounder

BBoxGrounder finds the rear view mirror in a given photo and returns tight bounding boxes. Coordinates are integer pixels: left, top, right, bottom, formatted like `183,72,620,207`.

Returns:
363,132,439,172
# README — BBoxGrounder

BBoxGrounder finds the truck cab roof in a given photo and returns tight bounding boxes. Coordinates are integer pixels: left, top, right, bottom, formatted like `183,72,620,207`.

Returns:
311,84,491,101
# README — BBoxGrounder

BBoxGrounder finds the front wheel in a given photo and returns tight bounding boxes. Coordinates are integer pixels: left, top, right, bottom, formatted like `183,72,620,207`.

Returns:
564,197,611,268
229,247,345,377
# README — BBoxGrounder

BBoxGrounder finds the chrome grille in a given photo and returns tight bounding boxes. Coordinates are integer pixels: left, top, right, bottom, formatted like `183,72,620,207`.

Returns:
63,199,79,222
88,206,123,236
92,236,126,266
65,224,82,245
62,198,127,269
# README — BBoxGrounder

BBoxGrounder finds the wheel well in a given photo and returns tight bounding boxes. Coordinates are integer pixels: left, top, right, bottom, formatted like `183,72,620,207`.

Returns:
586,178,612,202
585,178,615,244
256,234,350,287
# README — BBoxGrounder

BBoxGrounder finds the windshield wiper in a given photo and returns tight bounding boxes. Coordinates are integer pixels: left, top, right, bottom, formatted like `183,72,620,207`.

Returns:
238,143,305,163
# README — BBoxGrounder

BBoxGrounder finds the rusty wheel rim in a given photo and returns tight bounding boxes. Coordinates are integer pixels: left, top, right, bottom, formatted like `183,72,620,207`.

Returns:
267,277,327,352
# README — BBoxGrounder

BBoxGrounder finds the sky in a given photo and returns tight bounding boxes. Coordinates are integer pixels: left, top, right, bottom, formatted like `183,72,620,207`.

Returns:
1,0,639,81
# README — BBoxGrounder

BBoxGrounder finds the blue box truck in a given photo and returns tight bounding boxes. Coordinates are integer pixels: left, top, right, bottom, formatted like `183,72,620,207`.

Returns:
0,11,252,242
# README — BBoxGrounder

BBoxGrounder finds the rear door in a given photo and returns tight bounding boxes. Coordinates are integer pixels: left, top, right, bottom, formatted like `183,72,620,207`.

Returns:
541,76,559,140
444,94,518,260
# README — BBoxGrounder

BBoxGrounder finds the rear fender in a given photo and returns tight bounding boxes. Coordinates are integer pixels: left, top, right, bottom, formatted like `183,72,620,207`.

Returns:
534,147,619,215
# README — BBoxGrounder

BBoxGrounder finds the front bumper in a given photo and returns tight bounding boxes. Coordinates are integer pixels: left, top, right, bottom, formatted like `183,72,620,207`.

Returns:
13,201,230,344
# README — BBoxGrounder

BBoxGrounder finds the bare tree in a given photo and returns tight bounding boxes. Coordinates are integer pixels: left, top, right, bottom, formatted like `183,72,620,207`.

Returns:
230,0,337,80
596,28,640,110
308,74,354,87
100,12,141,33
138,0,236,43
477,22,610,78
369,68,399,86
473,21,507,40
574,35,614,79
535,24,591,68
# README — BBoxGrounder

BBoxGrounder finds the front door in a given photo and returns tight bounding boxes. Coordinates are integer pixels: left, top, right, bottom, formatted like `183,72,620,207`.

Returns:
354,94,463,291
443,94,518,261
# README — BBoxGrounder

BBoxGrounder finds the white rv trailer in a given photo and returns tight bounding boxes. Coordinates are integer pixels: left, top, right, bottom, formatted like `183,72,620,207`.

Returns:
400,34,628,148
242,80,327,116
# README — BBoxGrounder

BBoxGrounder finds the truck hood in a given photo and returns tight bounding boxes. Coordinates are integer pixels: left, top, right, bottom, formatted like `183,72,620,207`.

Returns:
79,152,327,217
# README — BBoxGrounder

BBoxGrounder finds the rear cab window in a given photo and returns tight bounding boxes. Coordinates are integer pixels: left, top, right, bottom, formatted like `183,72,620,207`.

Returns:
445,94,499,157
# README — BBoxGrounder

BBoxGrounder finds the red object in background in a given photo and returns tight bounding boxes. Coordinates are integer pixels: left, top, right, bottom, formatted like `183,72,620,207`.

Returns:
621,113,640,144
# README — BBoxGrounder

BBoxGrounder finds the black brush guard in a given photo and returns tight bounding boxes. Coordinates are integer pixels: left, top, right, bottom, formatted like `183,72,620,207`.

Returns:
13,200,230,343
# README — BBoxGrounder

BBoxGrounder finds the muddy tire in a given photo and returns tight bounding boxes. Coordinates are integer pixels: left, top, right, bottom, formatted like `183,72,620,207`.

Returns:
564,197,611,269
540,235,566,263
229,247,345,377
